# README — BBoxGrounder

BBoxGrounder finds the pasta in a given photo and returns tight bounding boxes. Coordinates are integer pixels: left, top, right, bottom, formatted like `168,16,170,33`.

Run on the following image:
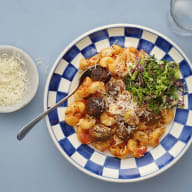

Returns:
124,109,139,125
134,131,148,146
109,144,129,159
127,139,147,158
100,112,116,126
64,45,183,159
149,128,165,147
100,48,114,57
65,101,86,126
79,115,96,130
112,44,123,55
80,54,100,70
161,109,174,124
99,57,115,68
88,81,105,95
93,140,112,152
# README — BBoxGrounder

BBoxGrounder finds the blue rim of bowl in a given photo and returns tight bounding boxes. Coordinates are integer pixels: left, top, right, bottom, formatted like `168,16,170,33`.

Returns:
43,24,192,182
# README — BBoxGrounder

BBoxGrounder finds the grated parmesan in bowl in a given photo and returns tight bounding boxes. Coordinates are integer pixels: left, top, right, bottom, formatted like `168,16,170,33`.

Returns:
0,46,39,113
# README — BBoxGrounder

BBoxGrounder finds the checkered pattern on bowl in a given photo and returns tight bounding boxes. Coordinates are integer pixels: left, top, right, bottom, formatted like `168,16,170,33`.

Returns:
44,24,192,182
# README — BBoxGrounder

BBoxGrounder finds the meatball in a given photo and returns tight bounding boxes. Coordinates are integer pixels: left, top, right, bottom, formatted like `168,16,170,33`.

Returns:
140,111,161,126
116,122,136,141
105,78,125,96
90,65,111,82
86,96,105,118
89,124,112,141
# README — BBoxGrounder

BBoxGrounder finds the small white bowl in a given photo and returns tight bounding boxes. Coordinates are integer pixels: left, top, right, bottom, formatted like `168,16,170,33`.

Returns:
0,45,39,113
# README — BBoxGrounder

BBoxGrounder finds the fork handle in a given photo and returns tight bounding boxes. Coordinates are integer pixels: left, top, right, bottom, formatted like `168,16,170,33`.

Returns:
17,89,76,140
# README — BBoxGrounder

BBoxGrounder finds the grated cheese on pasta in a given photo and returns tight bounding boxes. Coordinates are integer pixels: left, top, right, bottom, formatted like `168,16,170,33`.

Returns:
0,53,28,106
106,91,138,117
113,135,123,145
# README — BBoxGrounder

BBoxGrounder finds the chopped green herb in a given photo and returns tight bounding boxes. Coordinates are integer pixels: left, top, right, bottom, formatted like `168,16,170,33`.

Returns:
124,56,184,113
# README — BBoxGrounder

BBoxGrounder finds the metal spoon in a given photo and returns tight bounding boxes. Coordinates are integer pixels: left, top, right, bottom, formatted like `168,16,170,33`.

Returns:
17,68,92,141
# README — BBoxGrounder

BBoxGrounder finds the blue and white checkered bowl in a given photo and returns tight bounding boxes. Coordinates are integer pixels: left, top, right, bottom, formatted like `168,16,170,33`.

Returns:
44,24,192,182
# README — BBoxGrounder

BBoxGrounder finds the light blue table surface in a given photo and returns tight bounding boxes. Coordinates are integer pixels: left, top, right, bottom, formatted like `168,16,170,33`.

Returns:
1,0,192,191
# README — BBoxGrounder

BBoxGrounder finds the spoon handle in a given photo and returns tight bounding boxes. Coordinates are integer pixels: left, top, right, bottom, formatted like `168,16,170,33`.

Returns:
17,89,76,140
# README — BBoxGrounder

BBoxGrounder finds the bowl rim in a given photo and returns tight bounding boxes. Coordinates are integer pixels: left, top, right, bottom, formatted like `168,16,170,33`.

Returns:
0,45,39,113
43,23,192,182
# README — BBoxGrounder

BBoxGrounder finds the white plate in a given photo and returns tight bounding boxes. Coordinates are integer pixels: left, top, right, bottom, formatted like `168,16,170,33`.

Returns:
44,24,192,182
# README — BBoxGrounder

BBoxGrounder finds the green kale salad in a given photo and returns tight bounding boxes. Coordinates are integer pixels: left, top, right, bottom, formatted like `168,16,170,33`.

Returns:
124,56,185,113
